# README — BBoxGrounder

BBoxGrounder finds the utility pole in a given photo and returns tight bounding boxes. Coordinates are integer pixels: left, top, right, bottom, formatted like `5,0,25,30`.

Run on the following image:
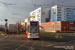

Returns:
55,5,57,33
5,19,8,34
52,2,57,33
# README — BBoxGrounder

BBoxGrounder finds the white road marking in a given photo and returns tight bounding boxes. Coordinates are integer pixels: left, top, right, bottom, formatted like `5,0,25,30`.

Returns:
5,36,13,40
0,36,8,41
15,40,29,50
0,36,13,42
45,42,66,47
28,41,37,50
45,44,53,47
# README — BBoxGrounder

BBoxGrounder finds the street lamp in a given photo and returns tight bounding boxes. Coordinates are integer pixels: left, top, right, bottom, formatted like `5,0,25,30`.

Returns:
5,19,8,22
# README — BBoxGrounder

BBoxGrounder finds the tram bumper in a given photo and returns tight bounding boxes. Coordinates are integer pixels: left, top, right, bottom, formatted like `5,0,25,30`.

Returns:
28,36,39,38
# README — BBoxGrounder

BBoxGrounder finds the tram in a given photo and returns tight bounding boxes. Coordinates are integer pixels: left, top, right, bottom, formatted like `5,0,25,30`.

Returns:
26,21,40,38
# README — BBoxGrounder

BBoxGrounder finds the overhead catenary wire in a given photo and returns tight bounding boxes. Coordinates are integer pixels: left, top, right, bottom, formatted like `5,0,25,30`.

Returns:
31,0,36,9
3,3,14,15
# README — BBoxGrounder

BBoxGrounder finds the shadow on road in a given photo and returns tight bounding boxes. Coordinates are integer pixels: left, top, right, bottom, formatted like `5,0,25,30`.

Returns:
40,33,75,43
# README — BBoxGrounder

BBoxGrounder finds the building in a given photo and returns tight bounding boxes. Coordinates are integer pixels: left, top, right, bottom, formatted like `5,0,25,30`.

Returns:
9,24,15,31
51,5,75,22
0,25,5,31
25,18,30,25
41,21,75,32
0,25,5,28
30,7,50,27
20,21,25,26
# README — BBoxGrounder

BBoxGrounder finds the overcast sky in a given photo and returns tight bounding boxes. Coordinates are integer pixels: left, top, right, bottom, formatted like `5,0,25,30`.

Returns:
0,0,75,25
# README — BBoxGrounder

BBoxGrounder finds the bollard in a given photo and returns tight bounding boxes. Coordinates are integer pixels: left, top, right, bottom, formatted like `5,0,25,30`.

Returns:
17,30,18,34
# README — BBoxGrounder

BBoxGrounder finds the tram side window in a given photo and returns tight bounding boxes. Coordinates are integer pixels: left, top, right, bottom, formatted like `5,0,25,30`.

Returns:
26,25,30,32
28,26,29,32
38,25,39,32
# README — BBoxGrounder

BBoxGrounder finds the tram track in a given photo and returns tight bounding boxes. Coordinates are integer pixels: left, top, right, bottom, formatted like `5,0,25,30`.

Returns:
0,35,13,42
0,36,13,43
0,36,8,41
28,40,37,50
27,38,44,50
41,38,43,50
15,40,29,50
0,34,43,50
15,39,37,50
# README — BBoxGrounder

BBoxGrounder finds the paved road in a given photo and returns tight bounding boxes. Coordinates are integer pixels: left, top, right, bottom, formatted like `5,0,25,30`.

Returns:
0,33,75,50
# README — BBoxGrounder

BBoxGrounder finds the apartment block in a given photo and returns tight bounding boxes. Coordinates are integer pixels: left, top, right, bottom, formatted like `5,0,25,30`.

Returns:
51,5,75,22
30,7,50,27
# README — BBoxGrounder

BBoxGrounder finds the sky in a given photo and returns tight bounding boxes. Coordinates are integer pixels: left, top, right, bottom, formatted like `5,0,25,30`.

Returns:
0,0,75,25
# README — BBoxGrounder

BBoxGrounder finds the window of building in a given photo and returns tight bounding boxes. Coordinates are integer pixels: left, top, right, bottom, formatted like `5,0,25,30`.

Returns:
57,14,61,16
45,18,50,22
71,13,74,14
70,27,75,30
57,7,59,8
57,19,59,21
58,10,61,11
41,27,59,29
66,15,69,16
60,7,61,9
73,8,75,10
64,16,66,17
69,10,71,12
73,16,75,17
64,9,66,10
66,8,70,9
39,18,41,21
73,20,75,21
38,10,41,12
37,15,40,17
33,16,35,18
67,13,69,14
64,14,66,15
66,10,68,11
58,12,61,13
58,17,61,18
72,18,74,19
64,18,66,20
53,12,56,14
64,11,66,13
67,20,69,21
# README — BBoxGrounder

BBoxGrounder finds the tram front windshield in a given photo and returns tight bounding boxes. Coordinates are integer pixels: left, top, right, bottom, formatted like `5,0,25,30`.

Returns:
30,22,38,33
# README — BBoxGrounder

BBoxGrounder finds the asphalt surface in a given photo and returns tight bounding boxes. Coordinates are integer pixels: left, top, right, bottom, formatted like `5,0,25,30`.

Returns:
0,33,75,50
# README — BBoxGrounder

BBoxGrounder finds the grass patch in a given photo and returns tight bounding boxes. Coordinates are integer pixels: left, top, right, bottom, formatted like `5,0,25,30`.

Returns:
40,31,75,34
57,32,75,34
0,31,7,35
40,31,55,33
